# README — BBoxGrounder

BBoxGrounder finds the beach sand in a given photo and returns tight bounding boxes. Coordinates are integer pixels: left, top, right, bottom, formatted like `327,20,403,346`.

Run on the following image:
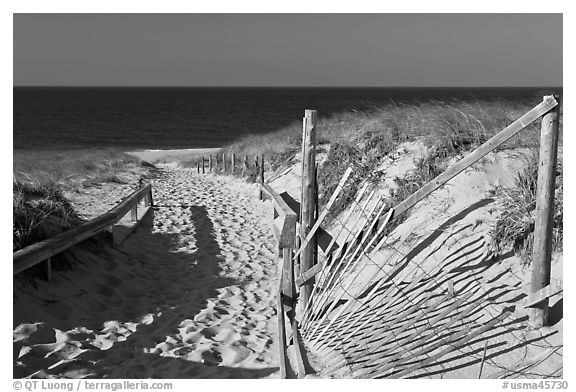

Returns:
14,165,281,378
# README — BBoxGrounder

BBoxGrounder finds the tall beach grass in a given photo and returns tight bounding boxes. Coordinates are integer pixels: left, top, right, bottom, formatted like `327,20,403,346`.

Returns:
223,98,555,168
223,97,563,258
489,152,563,263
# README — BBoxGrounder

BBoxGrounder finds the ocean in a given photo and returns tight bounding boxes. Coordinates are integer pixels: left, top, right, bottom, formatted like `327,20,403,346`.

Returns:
13,87,560,151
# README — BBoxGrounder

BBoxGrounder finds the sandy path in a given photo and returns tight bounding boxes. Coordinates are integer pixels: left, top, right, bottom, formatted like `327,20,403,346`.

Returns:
14,166,281,378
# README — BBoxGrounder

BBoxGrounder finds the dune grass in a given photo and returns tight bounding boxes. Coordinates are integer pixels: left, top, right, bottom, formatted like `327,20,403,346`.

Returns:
223,97,563,259
225,98,551,205
13,181,82,251
224,98,549,169
13,149,152,252
489,152,563,263
13,149,145,188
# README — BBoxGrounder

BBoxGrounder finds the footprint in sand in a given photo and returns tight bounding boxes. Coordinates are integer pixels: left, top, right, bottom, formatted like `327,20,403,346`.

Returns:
173,346,194,357
200,326,239,345
201,349,222,366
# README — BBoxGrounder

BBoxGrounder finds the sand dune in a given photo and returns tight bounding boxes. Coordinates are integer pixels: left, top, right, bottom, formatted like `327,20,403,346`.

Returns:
14,166,281,379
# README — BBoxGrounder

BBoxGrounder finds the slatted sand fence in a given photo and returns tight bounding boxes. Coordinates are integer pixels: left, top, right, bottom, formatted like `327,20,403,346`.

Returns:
300,194,522,378
288,97,562,378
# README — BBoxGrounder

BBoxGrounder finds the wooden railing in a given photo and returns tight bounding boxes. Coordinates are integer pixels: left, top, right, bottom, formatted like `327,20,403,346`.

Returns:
260,182,308,378
261,183,297,250
13,184,154,279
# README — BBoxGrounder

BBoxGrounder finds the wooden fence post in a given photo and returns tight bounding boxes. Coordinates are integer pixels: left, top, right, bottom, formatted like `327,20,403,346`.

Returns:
313,164,319,266
231,153,236,175
261,155,265,183
300,109,318,310
529,95,560,328
131,205,138,223
259,155,265,200
222,153,227,173
243,155,249,177
294,234,301,296
282,248,296,305
43,257,52,282
202,157,205,174
196,161,200,174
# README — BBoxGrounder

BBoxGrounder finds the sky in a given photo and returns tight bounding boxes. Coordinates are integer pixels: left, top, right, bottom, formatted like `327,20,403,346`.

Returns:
13,13,562,87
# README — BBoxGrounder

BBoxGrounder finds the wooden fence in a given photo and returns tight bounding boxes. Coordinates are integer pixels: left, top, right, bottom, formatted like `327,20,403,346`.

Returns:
261,97,562,378
194,152,264,179
260,183,305,378
13,184,153,281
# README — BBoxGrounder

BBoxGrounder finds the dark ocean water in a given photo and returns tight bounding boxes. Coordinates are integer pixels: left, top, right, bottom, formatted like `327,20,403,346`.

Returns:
13,87,560,151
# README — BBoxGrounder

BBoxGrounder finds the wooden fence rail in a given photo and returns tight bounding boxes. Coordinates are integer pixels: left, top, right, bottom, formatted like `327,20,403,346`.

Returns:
13,184,153,277
261,183,298,250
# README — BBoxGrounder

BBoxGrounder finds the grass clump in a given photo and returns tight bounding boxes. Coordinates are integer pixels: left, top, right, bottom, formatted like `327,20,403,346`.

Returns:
489,152,563,264
13,181,82,252
388,153,446,206
317,120,404,220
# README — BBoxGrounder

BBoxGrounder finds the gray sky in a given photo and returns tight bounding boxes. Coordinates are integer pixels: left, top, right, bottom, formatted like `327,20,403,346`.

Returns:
13,13,562,87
